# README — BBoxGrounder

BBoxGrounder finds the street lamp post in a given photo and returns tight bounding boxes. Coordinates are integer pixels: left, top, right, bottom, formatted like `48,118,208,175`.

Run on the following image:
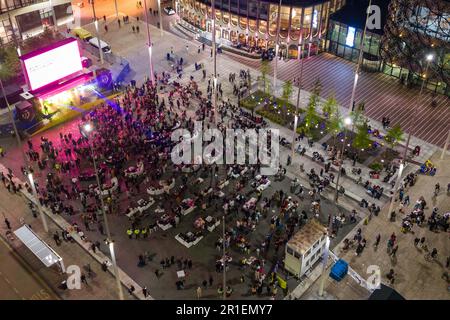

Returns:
334,117,352,202
82,124,124,300
318,118,351,297
212,0,218,125
91,0,104,65
114,0,119,19
0,78,49,233
157,0,164,36
273,0,282,91
291,43,305,159
49,0,58,31
222,215,226,300
143,0,155,84
387,54,433,219
348,0,372,111
441,129,450,160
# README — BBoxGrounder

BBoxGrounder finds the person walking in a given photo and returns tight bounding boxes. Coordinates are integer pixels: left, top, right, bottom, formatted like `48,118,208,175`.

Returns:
132,25,135,33
391,245,398,258
104,25,108,33
136,25,140,33
53,231,61,246
419,237,427,251
142,286,148,298
414,237,420,247
81,273,88,285
196,286,202,299
128,285,135,295
386,269,395,285
374,234,381,248
434,183,440,196
209,275,213,287
4,218,11,230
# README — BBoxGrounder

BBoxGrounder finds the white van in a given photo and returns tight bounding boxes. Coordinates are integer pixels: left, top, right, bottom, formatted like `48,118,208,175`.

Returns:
88,37,111,54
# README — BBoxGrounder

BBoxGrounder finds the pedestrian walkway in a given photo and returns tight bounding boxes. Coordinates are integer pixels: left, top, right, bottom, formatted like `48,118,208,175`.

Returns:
298,151,450,300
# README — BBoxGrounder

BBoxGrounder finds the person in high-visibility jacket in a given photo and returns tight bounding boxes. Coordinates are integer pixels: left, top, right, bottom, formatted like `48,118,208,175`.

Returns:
126,228,133,239
141,227,147,238
134,228,140,239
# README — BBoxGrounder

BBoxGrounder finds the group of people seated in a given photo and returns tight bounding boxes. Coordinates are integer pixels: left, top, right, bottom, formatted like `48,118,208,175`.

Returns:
363,180,384,199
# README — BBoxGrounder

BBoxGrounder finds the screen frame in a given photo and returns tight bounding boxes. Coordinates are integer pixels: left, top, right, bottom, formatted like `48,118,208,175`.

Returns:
20,38,83,94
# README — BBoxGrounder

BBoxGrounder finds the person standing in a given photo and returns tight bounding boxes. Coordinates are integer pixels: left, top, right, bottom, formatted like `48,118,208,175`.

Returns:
414,237,420,247
196,286,202,299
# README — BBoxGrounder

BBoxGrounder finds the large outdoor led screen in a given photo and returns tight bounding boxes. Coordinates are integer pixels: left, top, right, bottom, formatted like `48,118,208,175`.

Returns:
20,38,83,92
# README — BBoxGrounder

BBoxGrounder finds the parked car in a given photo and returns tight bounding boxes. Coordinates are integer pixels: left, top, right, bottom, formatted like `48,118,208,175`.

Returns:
72,27,92,41
88,37,111,54
164,6,176,15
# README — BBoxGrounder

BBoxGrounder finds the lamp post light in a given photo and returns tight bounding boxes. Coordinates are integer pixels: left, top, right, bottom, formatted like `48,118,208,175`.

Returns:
441,130,450,160
114,0,119,19
49,0,58,31
273,0,282,91
291,43,305,159
334,116,352,202
81,123,124,300
0,78,48,233
212,0,218,125
91,0,104,65
157,0,164,36
222,215,226,300
348,0,373,111
318,117,350,297
143,0,155,84
388,54,433,220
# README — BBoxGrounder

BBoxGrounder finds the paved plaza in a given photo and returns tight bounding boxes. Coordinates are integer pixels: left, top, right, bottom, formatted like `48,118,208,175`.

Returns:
0,6,448,301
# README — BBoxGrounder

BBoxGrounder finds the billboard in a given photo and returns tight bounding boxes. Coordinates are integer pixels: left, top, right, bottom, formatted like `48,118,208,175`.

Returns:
20,38,83,93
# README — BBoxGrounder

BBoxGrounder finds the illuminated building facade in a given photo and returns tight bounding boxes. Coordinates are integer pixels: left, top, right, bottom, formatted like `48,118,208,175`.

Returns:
381,0,450,96
0,0,73,46
177,0,346,58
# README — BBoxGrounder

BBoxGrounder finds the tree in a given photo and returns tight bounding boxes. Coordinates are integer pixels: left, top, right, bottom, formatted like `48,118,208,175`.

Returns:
352,122,372,157
301,91,320,137
322,94,338,119
385,124,404,149
281,80,293,103
350,107,365,128
0,45,20,81
259,59,271,94
327,106,343,146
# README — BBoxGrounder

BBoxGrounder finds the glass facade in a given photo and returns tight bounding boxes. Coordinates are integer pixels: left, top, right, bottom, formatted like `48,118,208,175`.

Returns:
179,0,346,56
0,0,46,14
0,0,73,46
326,20,382,70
